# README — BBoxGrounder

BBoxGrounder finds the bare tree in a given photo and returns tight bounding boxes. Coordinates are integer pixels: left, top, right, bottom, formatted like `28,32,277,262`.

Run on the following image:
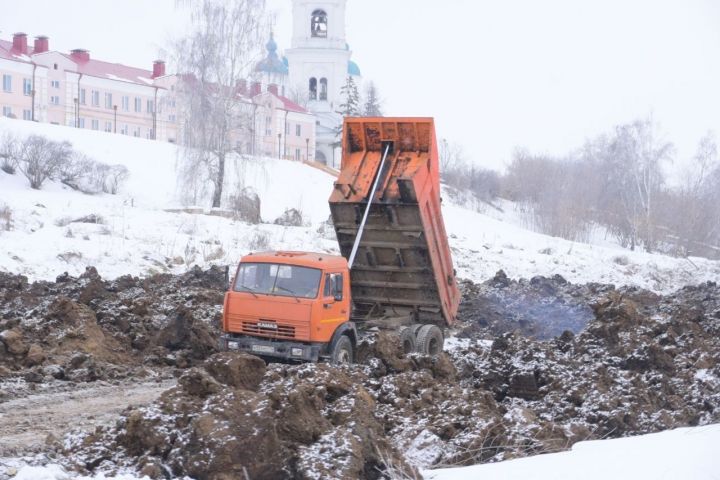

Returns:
19,135,72,189
439,138,465,174
287,83,310,109
174,0,267,208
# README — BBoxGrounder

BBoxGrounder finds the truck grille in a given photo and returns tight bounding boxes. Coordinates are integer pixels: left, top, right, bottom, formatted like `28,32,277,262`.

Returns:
242,321,296,339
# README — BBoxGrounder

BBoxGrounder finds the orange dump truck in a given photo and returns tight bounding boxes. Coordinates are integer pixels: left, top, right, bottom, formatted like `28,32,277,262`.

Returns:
221,117,460,363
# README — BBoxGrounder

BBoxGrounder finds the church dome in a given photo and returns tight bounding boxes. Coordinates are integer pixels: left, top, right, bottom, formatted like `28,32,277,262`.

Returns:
348,60,361,76
255,33,288,75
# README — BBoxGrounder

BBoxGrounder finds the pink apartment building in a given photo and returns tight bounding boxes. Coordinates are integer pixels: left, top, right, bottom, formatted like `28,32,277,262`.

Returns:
0,32,316,160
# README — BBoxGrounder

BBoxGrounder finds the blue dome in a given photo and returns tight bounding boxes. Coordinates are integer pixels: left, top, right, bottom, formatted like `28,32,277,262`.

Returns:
348,60,361,76
282,56,289,67
255,33,288,75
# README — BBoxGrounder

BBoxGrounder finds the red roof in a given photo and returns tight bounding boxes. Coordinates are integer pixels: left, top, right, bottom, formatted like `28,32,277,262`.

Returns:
59,54,155,85
275,93,308,114
0,39,33,63
0,37,157,86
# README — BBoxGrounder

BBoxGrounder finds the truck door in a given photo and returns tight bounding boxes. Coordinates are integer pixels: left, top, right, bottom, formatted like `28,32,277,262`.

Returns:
318,272,347,341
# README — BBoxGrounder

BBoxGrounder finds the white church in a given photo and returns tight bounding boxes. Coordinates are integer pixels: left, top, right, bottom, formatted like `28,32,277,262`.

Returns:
254,0,362,167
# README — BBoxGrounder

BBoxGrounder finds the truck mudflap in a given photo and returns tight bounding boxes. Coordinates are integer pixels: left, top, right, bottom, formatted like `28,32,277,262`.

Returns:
220,334,323,362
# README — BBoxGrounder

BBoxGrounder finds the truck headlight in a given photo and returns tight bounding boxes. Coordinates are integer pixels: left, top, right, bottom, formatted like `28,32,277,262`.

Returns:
291,348,303,357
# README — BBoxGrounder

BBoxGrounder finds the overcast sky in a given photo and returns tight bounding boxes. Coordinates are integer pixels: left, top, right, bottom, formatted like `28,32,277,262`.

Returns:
2,0,719,172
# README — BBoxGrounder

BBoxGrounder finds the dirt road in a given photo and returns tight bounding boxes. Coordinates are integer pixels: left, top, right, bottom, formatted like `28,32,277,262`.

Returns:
0,379,175,457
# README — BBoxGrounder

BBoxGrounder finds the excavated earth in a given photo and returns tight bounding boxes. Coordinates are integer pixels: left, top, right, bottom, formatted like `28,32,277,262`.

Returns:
1,268,719,479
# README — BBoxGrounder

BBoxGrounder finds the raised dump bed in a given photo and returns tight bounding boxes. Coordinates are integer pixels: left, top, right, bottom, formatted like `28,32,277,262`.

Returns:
329,117,460,326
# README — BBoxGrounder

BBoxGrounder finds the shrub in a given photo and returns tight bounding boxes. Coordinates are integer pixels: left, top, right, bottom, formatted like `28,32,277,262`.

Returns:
104,164,129,194
273,208,304,227
19,135,72,189
0,132,20,174
229,187,261,224
0,205,12,231
247,230,270,251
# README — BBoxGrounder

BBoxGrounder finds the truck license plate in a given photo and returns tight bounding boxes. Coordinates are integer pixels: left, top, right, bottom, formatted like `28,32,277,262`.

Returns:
227,341,239,350
252,344,275,354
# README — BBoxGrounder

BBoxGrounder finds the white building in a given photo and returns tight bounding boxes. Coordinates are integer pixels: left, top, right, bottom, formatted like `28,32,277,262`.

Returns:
281,0,362,167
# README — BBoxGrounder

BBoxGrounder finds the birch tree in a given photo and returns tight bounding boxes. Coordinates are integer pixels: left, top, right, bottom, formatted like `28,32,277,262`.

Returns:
175,0,266,208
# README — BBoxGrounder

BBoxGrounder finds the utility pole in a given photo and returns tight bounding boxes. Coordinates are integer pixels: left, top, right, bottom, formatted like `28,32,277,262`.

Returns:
113,105,117,133
277,133,282,159
305,137,309,162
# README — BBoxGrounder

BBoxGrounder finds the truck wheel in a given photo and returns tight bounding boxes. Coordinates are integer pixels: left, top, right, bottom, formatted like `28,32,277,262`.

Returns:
415,325,444,356
399,327,416,354
330,335,354,365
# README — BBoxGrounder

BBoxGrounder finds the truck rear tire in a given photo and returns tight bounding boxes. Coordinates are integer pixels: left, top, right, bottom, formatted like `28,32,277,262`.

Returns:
399,327,416,354
415,325,444,356
330,335,354,365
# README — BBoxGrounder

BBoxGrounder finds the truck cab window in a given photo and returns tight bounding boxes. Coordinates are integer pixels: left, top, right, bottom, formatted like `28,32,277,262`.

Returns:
235,263,321,299
324,273,343,300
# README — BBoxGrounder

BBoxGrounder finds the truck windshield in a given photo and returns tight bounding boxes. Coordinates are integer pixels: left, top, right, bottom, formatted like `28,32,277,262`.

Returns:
234,263,322,299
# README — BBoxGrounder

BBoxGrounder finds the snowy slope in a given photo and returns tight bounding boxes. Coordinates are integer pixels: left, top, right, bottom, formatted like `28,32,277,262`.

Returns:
1,117,719,291
424,424,720,480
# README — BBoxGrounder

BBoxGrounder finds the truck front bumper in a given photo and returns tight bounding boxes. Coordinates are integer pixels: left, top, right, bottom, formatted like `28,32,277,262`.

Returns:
220,334,323,362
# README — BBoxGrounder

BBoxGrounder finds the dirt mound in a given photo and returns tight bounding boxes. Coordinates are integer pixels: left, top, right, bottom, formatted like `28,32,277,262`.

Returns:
0,266,227,384
457,271,612,339
66,353,417,480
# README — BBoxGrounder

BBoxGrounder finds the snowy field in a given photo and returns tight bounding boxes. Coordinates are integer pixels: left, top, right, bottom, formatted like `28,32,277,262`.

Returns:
1,117,718,292
424,424,720,480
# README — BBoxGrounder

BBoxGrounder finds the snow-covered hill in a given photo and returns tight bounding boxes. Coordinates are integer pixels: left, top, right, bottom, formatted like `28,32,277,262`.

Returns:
1,117,718,292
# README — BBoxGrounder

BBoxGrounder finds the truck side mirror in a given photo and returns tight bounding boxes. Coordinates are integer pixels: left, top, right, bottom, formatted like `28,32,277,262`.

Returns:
334,293,342,302
322,296,336,307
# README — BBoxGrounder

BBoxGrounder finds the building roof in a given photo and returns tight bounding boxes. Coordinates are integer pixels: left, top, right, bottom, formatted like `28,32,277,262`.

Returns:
276,94,308,113
0,39,33,63
255,33,288,75
0,37,158,86
59,53,156,85
348,60,361,76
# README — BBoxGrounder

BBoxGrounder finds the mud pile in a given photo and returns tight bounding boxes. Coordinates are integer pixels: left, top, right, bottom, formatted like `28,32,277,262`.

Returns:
0,266,225,385
66,352,417,480
456,270,611,339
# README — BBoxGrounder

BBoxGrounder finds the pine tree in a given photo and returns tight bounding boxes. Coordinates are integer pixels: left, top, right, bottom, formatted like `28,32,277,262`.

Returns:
362,81,383,117
337,76,360,117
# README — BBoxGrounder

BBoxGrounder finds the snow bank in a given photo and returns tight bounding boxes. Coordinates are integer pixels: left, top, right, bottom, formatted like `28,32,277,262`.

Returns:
424,424,720,480
11,464,149,480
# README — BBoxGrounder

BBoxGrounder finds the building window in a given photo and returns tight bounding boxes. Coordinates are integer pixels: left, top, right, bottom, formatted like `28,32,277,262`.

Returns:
105,93,113,109
91,90,99,107
169,114,176,122
319,78,328,101
2,106,11,117
311,9,328,38
2,75,11,92
134,126,141,137
50,96,60,105
79,118,85,128
23,109,31,120
295,148,301,161
121,96,129,111
51,80,60,88
23,78,32,96
309,77,317,100
147,100,154,114
134,97,141,112
285,123,290,135
265,116,272,136
79,88,86,105
91,119,99,130
121,124,128,135
53,63,58,70
104,121,112,132
296,124,301,136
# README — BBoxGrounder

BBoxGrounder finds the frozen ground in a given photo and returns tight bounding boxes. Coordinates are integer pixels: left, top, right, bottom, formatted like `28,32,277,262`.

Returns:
1,118,718,292
424,424,720,480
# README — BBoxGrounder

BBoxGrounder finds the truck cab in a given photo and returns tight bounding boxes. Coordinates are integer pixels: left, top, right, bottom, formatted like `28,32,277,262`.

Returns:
221,251,356,362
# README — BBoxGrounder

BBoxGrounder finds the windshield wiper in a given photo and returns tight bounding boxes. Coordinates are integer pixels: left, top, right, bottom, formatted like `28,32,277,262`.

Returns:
274,285,301,303
238,285,259,298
